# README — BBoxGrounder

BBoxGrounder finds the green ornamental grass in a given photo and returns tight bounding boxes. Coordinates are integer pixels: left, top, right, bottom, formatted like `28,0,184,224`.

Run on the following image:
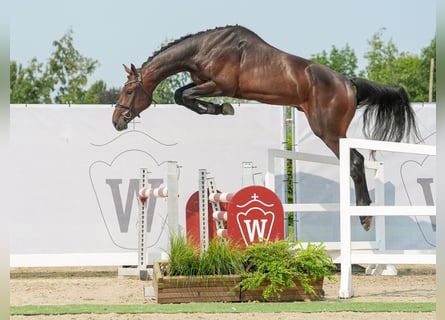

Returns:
167,234,244,276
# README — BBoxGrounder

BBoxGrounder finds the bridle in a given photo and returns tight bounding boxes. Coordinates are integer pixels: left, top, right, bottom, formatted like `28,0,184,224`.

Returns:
114,69,151,123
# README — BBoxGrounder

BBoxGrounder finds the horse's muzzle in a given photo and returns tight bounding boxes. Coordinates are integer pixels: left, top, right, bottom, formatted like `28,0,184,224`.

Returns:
113,117,129,131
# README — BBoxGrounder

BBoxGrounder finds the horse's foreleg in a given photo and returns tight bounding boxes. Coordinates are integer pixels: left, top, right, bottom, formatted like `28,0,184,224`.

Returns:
174,83,196,106
174,82,234,115
350,148,373,231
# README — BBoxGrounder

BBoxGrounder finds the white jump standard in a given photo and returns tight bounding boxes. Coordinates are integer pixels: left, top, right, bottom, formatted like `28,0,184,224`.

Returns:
118,161,179,280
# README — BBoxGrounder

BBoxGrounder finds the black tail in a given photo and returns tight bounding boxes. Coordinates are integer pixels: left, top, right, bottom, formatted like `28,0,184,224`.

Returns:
350,77,421,143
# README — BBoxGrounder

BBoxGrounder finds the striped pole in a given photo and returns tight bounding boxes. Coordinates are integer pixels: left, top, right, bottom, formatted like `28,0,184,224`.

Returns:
209,192,234,203
138,187,168,202
217,229,228,238
212,210,228,221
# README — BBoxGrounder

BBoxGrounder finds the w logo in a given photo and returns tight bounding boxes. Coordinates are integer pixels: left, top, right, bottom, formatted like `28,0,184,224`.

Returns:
241,219,270,242
400,156,436,233
237,212,275,245
226,186,284,247
89,149,169,250
105,178,163,232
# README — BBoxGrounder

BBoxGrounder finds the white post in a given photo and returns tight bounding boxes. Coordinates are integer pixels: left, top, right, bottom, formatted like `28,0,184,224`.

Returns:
366,161,397,275
242,161,254,186
167,161,179,235
339,139,354,298
198,169,209,253
265,150,276,191
138,168,149,279
428,58,434,103
120,163,179,280
374,161,385,250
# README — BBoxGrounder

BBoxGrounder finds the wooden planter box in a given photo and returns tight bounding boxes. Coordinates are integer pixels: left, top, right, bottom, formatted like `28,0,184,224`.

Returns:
153,261,324,303
240,278,324,302
153,261,241,303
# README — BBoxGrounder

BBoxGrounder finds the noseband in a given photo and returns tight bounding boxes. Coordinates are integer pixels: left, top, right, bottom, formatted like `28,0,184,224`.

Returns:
115,70,151,123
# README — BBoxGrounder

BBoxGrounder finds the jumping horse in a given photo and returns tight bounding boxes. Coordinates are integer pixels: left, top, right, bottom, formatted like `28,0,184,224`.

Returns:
112,25,420,231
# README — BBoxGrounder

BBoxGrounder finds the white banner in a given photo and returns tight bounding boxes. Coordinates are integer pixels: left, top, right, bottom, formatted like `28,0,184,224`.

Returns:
8,104,284,267
293,103,436,250
9,103,434,266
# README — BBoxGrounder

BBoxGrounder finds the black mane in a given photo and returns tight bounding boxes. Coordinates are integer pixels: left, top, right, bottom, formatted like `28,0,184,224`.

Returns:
141,25,239,68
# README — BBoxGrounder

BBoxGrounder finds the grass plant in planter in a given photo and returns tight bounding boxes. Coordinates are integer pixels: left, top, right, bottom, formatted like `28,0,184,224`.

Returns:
167,233,245,276
239,240,336,301
154,235,245,303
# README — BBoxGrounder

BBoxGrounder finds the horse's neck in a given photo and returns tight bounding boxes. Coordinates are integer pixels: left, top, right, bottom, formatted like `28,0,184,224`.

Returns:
141,46,193,91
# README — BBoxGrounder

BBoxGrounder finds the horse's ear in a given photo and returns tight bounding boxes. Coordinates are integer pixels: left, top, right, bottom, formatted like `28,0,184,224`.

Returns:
130,63,137,74
123,64,132,74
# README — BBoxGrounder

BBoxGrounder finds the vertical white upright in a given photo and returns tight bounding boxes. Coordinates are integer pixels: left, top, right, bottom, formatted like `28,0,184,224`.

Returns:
374,162,385,251
338,139,354,298
138,168,149,278
242,161,255,186
167,161,179,235
365,161,397,275
265,151,276,191
198,169,209,253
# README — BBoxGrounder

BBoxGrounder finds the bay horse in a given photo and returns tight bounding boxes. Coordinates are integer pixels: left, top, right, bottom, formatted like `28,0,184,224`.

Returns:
112,25,419,231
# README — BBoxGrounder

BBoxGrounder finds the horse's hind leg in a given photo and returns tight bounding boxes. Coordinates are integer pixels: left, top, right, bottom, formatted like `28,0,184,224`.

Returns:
311,134,374,231
307,116,373,230
174,82,234,115
350,148,373,231
303,69,374,231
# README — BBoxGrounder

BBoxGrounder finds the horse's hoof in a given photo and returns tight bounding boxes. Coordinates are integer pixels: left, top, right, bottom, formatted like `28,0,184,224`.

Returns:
222,103,234,115
360,216,373,231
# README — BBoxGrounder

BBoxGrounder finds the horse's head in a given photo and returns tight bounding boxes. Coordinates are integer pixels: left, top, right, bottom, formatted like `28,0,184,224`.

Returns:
112,64,152,131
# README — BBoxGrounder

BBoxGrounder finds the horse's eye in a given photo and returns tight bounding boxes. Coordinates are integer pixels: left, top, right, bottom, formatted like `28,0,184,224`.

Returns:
126,90,132,95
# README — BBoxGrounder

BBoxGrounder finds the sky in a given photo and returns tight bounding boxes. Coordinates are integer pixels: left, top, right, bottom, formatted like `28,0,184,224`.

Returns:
7,0,436,89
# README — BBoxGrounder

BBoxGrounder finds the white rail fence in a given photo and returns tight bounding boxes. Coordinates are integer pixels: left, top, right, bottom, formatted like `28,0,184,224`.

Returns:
265,148,385,255
265,138,436,299
338,138,436,298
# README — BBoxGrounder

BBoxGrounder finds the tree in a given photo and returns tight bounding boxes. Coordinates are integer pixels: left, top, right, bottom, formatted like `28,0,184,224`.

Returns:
361,28,399,84
392,53,424,101
10,28,100,104
48,28,99,104
97,86,121,104
10,59,53,104
310,44,358,77
82,80,107,104
362,29,436,102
